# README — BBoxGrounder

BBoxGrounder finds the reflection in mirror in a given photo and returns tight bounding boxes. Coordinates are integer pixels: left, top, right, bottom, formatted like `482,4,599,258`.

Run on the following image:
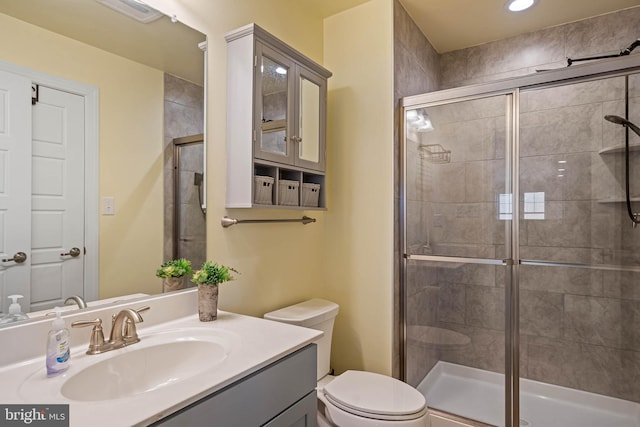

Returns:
261,56,288,156
173,135,206,272
0,0,206,320
299,78,320,163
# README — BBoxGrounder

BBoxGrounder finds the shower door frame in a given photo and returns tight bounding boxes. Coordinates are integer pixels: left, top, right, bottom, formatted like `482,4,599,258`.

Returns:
172,134,205,260
400,54,640,427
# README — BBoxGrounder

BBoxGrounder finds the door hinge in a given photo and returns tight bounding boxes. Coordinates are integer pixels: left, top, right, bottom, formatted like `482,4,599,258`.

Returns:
31,84,39,105
254,55,258,67
253,129,257,142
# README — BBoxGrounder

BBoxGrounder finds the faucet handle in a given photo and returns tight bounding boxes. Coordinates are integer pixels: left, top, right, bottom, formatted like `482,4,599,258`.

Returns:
71,318,111,355
123,306,150,343
133,306,150,315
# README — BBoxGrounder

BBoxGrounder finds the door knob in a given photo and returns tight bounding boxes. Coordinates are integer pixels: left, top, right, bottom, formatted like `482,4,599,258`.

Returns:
2,252,27,263
61,247,81,257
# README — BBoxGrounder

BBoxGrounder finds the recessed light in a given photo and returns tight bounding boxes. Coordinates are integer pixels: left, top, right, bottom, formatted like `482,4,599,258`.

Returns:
506,0,537,12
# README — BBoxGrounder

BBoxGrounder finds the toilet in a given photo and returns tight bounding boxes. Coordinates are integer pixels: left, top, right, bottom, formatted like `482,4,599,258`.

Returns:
264,299,430,427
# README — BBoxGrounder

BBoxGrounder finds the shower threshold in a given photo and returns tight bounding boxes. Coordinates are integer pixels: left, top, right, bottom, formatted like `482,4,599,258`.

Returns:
418,362,640,427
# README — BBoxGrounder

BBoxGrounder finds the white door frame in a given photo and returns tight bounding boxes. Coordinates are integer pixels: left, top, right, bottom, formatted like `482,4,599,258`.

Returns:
0,60,99,301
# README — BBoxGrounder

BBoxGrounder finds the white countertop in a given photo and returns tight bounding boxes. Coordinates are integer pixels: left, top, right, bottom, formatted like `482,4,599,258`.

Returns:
0,309,321,426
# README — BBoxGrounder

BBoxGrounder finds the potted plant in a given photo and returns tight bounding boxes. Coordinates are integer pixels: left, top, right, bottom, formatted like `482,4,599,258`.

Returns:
191,261,237,321
156,258,193,293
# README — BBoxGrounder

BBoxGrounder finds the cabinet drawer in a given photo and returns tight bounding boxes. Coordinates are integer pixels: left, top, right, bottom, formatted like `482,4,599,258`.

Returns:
155,344,317,426
263,391,317,427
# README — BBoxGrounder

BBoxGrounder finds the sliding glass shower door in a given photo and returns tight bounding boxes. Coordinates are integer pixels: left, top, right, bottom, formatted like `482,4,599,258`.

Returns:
403,93,515,425
516,73,640,427
403,64,640,427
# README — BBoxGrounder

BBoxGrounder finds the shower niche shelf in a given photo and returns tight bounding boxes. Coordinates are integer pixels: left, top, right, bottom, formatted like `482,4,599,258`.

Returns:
598,144,640,154
597,144,640,204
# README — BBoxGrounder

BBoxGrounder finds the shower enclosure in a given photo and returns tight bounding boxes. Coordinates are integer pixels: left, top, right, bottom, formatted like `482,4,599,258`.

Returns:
173,135,206,273
401,56,640,427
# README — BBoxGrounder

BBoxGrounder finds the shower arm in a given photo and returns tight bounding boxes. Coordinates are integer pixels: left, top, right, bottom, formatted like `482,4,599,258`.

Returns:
567,38,640,66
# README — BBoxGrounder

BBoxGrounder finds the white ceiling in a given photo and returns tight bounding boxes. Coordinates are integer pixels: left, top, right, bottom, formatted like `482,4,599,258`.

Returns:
0,0,207,84
4,0,638,82
400,0,640,53
0,0,371,86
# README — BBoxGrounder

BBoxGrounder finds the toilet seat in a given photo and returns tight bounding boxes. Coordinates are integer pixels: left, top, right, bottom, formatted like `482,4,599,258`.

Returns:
323,370,427,421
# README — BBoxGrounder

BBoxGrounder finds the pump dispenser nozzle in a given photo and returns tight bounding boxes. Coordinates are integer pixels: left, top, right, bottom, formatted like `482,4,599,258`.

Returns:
0,294,29,325
8,295,24,314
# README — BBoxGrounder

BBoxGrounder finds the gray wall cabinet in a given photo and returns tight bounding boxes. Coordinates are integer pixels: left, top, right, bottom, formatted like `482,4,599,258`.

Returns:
225,23,331,209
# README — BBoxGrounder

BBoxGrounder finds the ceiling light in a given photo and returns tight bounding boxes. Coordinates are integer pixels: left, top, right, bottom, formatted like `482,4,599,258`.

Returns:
506,0,537,12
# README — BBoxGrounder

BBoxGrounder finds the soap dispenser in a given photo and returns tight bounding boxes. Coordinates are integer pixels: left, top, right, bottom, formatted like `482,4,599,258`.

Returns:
0,295,29,325
46,307,70,376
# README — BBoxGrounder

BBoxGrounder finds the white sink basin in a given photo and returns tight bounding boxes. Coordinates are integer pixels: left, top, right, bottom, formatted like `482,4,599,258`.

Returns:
62,339,226,401
19,327,238,402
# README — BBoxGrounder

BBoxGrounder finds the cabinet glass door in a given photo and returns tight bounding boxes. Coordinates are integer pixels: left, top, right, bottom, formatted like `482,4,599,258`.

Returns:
255,44,294,164
295,70,326,171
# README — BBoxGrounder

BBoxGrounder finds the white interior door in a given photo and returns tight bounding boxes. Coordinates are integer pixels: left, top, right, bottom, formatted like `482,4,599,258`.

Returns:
30,86,85,312
0,70,31,314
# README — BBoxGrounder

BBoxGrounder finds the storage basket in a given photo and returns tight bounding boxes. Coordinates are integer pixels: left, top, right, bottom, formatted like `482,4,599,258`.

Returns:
301,183,321,207
253,175,274,205
278,179,299,206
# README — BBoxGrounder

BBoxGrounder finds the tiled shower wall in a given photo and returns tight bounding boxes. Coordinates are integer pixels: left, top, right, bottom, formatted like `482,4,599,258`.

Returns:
398,4,640,402
393,0,440,378
163,74,205,269
439,7,640,88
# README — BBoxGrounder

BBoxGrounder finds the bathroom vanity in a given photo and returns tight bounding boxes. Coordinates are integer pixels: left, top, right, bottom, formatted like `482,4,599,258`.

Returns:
155,345,317,426
0,290,321,426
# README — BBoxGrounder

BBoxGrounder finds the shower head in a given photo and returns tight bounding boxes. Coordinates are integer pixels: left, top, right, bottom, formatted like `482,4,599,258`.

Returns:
604,115,640,138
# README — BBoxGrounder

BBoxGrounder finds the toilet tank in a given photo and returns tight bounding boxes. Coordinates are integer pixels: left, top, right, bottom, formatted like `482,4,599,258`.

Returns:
264,299,339,381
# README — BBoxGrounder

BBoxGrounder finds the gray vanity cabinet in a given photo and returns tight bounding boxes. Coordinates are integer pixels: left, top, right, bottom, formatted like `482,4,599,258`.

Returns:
154,344,317,427
225,23,331,209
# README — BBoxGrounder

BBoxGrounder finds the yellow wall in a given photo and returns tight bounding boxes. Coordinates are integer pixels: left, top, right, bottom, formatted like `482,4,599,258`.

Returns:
322,0,395,375
148,0,329,318
0,13,164,298
147,0,395,374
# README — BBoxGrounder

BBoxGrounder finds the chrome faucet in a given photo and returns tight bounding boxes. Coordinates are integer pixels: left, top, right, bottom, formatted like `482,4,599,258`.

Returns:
64,295,87,309
72,306,149,355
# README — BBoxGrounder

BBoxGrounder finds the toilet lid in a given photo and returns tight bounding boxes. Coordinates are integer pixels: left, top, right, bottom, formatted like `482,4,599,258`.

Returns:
323,370,426,418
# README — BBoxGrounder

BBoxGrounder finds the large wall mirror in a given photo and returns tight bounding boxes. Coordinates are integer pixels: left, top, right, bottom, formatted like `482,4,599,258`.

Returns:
0,0,206,320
